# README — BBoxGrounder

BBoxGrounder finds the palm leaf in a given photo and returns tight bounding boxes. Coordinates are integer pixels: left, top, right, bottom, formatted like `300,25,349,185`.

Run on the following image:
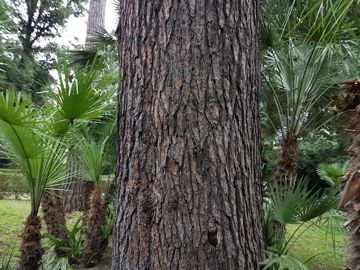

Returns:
269,178,337,224
51,61,115,124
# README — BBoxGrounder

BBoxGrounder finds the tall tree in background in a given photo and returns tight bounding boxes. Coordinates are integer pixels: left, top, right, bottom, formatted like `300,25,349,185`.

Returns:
86,0,106,44
1,0,87,103
63,0,108,213
112,1,264,269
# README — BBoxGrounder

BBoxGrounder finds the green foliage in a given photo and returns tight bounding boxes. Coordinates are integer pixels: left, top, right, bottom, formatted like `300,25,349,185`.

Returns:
40,247,73,270
0,91,68,215
263,178,341,269
270,179,337,225
0,249,13,270
262,40,337,139
52,62,115,125
67,27,117,69
261,253,308,270
317,163,345,187
0,170,27,194
78,137,110,185
299,132,349,185
47,216,84,263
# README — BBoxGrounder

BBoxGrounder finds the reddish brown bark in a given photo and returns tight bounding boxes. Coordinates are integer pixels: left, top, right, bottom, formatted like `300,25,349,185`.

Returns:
340,107,360,270
113,0,264,269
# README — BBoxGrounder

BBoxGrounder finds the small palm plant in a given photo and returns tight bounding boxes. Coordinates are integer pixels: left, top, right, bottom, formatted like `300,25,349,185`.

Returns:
78,135,111,267
0,91,68,270
261,0,358,189
262,178,339,269
317,162,345,188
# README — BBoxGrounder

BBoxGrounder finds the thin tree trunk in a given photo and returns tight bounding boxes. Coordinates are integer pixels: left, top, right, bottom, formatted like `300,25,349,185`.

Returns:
273,134,298,189
18,214,43,270
63,153,85,212
113,1,264,269
86,0,106,45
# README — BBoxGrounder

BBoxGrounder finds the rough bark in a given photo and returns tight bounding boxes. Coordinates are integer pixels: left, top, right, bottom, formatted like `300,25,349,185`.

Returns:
113,1,264,269
340,108,360,270
86,0,106,44
18,215,43,270
333,81,360,270
83,188,107,267
273,134,298,189
42,193,69,257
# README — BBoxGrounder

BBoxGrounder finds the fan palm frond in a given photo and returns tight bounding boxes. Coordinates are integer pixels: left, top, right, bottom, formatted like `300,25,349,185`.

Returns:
263,41,338,139
270,178,337,224
79,136,109,185
52,61,115,125
0,91,68,215
317,163,345,187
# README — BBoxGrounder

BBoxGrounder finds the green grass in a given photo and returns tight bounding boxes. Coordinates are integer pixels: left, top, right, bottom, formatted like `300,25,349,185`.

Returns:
287,221,346,270
0,199,347,269
0,199,82,264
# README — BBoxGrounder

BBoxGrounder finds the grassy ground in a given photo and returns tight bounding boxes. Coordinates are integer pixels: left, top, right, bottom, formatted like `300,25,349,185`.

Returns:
0,199,82,263
287,221,346,270
0,199,346,269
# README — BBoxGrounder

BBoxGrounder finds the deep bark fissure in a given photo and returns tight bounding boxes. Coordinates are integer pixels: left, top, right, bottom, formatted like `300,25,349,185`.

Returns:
113,0,264,269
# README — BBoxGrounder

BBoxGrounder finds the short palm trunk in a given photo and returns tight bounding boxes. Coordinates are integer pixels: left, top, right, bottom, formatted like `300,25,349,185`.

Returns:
18,214,43,270
82,188,106,267
42,193,69,257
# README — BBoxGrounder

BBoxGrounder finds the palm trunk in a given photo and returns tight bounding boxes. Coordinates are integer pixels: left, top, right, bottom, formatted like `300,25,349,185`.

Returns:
18,214,43,270
340,108,360,270
273,134,299,189
42,193,69,257
82,188,106,267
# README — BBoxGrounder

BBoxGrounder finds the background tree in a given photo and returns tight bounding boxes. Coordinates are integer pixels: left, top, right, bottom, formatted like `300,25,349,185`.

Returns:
0,0,87,103
113,0,264,269
63,0,110,213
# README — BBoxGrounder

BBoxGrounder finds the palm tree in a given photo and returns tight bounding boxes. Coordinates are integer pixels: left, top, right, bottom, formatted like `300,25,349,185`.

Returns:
0,91,68,270
263,42,336,187
261,0,358,188
43,60,115,256
78,134,111,267
0,60,114,269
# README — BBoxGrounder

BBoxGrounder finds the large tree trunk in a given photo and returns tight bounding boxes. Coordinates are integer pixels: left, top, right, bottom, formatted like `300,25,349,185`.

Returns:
112,1,264,269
